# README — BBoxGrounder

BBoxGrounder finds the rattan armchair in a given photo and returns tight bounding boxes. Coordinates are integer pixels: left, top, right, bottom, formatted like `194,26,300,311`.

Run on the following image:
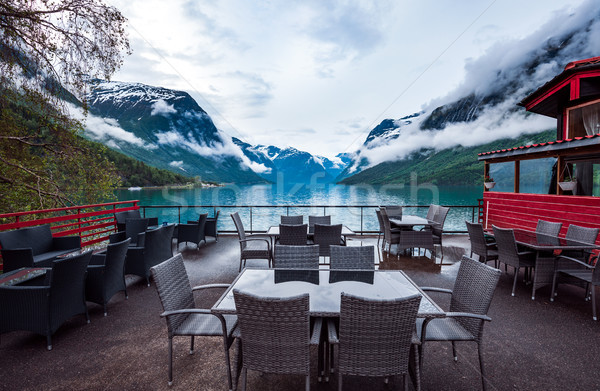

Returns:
536,220,563,236
330,245,375,270
114,210,158,232
109,218,148,247
551,253,600,320
273,244,320,269
150,254,238,388
205,210,220,241
125,224,174,286
231,212,272,271
329,293,422,391
492,225,535,296
86,238,130,316
277,224,310,245
0,250,92,350
313,224,343,257
466,221,498,267
233,290,322,391
308,215,331,232
379,208,401,254
281,215,303,225
175,213,207,249
417,256,501,391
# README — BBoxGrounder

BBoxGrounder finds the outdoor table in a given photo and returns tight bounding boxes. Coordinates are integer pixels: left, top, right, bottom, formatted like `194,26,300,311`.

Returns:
389,215,434,228
493,228,600,300
0,267,48,286
266,225,355,243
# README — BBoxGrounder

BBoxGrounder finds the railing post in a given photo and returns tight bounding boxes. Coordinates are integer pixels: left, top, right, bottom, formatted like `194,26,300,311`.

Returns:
360,207,364,236
178,206,181,224
250,207,253,233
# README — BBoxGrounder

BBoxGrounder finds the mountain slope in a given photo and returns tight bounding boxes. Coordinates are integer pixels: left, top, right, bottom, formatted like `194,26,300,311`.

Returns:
84,80,267,184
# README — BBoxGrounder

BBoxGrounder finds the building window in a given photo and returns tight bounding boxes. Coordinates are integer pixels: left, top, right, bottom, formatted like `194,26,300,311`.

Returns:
489,162,514,192
567,99,600,138
520,158,556,194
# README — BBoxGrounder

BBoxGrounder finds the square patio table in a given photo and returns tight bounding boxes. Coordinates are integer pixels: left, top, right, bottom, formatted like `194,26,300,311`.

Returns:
0,267,48,286
389,215,434,228
496,228,599,300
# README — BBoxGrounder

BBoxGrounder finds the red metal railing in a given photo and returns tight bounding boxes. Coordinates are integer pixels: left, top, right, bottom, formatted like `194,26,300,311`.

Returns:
0,200,139,271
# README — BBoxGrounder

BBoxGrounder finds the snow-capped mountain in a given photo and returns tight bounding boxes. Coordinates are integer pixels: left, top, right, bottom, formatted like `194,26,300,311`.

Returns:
338,1,600,184
233,138,351,184
84,80,267,184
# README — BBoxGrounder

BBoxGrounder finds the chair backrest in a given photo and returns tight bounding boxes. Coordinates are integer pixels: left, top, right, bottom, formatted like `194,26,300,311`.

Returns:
197,213,208,239
125,218,148,245
0,224,53,255
213,210,220,220
426,204,439,221
49,250,92,322
383,206,402,219
565,224,599,244
536,220,563,236
281,215,303,225
231,212,247,245
308,215,331,232
313,224,342,257
144,225,174,268
338,293,421,377
330,245,375,270
103,238,131,283
278,224,308,245
492,225,521,268
273,245,319,269
379,208,394,243
466,221,488,258
151,254,195,334
432,206,450,236
115,210,142,231
233,290,310,375
375,209,385,234
449,256,501,339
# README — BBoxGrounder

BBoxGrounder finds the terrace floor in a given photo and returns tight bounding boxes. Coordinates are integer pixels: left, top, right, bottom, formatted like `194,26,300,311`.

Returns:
1,235,599,390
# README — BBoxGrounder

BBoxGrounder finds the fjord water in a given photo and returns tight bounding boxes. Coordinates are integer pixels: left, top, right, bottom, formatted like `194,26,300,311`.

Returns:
115,184,483,233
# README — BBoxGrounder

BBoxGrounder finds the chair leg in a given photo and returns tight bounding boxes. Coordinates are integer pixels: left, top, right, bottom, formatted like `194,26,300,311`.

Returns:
592,286,597,321
239,258,243,272
478,343,487,391
103,304,107,317
452,341,457,361
550,271,559,302
168,337,173,386
241,366,247,391
190,336,194,354
47,335,52,351
511,267,519,297
338,372,342,391
305,374,310,391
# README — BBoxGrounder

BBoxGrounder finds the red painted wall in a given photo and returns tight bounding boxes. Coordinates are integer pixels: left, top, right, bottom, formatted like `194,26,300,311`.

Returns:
482,192,600,240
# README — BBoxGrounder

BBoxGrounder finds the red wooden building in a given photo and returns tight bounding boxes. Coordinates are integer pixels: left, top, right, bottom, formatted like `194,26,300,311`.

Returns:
478,57,600,236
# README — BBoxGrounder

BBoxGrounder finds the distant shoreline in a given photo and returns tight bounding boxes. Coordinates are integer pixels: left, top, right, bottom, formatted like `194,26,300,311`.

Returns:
118,183,223,191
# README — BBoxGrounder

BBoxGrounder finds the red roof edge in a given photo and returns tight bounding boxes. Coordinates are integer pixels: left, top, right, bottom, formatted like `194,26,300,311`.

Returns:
564,56,600,70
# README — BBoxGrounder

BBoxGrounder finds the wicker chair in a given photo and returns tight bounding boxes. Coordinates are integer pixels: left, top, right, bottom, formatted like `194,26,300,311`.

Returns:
273,244,319,269
125,224,175,286
277,224,310,245
110,218,148,247
492,225,535,297
429,206,449,261
114,210,158,232
308,215,331,232
536,220,563,236
383,205,403,220
425,205,439,221
561,224,599,260
329,293,422,391
0,250,92,350
86,238,131,316
330,245,375,270
175,213,207,249
313,224,343,257
231,212,272,271
551,253,600,320
466,221,498,267
233,290,322,391
379,208,401,254
150,254,238,388
417,256,501,391
281,215,303,225
205,210,220,242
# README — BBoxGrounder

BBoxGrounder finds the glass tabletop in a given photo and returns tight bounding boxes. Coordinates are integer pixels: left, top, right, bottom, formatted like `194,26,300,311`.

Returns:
266,225,355,236
212,268,443,318
389,215,432,227
512,229,599,250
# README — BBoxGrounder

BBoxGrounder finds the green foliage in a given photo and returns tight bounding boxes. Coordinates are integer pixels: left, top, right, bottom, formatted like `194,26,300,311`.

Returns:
339,130,555,185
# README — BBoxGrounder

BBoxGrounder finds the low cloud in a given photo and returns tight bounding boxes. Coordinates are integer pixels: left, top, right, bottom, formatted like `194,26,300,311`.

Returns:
151,99,177,116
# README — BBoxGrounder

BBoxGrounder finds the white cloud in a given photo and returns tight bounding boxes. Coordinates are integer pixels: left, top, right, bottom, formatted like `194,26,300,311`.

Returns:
151,99,177,116
169,160,184,168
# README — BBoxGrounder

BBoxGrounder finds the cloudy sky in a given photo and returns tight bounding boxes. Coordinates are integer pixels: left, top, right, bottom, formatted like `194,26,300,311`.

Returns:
106,0,588,158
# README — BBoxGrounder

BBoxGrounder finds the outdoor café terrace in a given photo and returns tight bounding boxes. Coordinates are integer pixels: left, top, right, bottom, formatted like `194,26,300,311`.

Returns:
0,203,599,390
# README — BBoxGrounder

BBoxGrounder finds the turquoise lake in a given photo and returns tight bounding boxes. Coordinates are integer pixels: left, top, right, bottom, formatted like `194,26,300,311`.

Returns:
115,184,483,233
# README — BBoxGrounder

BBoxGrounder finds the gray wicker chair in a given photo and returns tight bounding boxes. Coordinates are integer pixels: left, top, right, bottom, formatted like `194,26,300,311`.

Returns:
86,238,131,316
110,218,148,247
308,215,331,232
383,205,403,220
551,253,600,320
313,224,343,257
425,205,439,221
273,244,319,269
150,254,238,388
175,213,207,249
466,221,498,267
231,212,272,271
417,256,501,391
281,215,303,225
379,208,401,254
114,210,158,232
330,245,375,270
277,224,310,245
492,225,535,296
430,206,449,261
561,224,599,260
536,220,563,236
125,224,174,286
205,210,220,242
233,290,322,391
0,250,92,350
329,293,422,391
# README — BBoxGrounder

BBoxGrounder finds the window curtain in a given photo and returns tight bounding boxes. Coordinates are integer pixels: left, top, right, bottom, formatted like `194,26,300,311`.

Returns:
581,103,600,136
